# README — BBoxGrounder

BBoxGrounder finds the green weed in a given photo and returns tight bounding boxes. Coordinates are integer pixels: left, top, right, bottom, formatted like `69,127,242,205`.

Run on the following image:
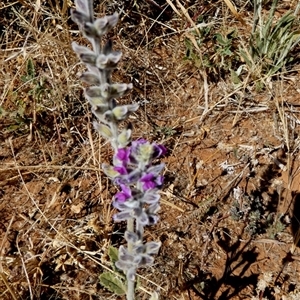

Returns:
239,0,300,88
184,1,300,89
3,58,52,134
266,213,286,239
99,246,142,295
184,24,240,77
99,246,127,295
154,125,177,138
21,58,49,104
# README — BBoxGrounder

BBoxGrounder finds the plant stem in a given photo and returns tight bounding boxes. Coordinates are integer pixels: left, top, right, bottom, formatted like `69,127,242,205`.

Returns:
127,218,134,251
126,217,135,300
127,276,135,300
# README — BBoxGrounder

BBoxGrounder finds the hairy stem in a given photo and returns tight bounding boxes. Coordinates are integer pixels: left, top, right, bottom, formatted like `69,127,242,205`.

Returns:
126,217,135,300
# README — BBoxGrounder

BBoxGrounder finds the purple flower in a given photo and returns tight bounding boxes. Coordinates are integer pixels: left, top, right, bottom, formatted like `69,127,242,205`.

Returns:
140,173,164,190
140,173,156,190
132,139,147,147
114,169,142,186
114,165,128,175
111,139,165,225
116,147,130,164
115,184,132,202
153,144,167,158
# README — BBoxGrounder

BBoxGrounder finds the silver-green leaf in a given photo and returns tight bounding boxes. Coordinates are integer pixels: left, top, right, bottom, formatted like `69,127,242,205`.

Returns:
99,272,126,295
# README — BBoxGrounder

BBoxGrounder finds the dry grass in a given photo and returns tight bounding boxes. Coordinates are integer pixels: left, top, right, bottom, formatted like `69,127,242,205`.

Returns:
1,0,300,299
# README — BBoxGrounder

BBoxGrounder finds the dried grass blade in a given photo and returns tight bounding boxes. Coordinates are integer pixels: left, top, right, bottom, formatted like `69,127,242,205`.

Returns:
176,0,200,36
165,0,182,17
222,0,246,25
0,273,19,300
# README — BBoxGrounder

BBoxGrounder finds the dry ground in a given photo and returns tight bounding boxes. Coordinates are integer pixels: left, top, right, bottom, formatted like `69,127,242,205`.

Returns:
1,0,300,299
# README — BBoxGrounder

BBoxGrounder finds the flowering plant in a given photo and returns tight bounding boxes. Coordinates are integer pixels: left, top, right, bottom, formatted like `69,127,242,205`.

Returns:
71,1,165,299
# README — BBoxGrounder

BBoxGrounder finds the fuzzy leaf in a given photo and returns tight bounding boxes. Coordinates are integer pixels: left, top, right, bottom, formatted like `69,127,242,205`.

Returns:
133,209,149,225
102,163,120,178
108,246,119,265
93,123,112,139
80,53,97,65
118,245,136,263
147,164,165,175
125,231,139,244
140,254,154,266
146,241,161,255
93,12,119,36
82,22,99,38
113,211,132,222
142,190,160,204
85,84,110,101
134,244,145,255
80,72,100,85
112,103,139,120
99,272,126,295
106,12,119,28
75,0,91,17
85,85,106,97
71,9,90,27
112,106,128,119
96,52,122,70
85,86,110,105
117,129,132,147
115,259,136,272
87,83,132,102
72,42,94,56
109,83,133,99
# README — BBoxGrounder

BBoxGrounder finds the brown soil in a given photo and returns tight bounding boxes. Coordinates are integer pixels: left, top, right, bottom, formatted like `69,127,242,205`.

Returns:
1,0,300,299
